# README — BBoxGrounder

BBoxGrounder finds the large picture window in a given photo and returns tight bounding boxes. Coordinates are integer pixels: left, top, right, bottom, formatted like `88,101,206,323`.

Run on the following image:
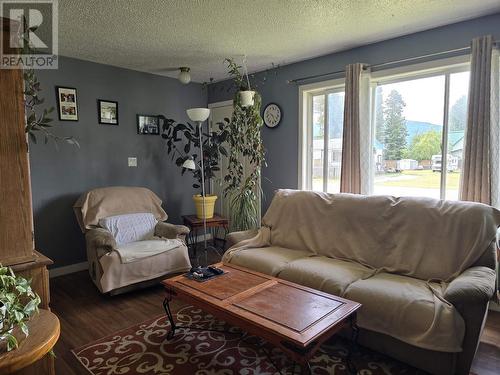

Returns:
372,67,469,200
299,59,471,201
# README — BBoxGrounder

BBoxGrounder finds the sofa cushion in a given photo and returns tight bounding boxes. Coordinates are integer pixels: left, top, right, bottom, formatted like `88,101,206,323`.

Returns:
344,272,465,352
115,239,184,263
226,246,312,276
99,212,157,245
99,243,191,293
278,256,373,296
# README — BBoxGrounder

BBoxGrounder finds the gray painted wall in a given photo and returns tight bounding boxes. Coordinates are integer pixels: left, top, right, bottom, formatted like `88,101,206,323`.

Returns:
208,12,500,212
30,56,206,268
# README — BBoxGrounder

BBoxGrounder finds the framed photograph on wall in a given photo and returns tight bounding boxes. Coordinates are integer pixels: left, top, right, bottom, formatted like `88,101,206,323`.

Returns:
56,86,79,121
137,114,160,135
98,99,119,125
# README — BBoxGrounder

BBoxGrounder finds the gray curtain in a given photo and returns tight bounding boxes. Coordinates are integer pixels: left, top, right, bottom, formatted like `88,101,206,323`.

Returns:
460,35,493,204
340,63,363,193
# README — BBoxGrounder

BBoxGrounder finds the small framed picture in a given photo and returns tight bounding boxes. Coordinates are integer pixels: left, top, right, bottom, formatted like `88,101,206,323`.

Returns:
56,86,78,121
137,114,160,135
98,99,119,125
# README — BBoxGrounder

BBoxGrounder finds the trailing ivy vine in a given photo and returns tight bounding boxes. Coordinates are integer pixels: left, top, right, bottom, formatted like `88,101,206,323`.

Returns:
222,58,266,231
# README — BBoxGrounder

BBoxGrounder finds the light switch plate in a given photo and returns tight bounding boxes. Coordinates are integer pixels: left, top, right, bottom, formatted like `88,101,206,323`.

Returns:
128,157,137,167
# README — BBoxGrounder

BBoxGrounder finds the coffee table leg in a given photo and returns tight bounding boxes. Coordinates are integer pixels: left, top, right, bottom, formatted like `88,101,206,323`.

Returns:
299,362,312,375
163,296,176,340
346,312,359,374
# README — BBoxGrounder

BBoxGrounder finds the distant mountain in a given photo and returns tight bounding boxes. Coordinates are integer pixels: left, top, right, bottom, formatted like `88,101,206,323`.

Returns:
405,120,441,144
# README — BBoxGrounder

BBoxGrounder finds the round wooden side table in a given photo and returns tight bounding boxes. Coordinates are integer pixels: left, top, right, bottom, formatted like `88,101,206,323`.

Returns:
0,309,60,374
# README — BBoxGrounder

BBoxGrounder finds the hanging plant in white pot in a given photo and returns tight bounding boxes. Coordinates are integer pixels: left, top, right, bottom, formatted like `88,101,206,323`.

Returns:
227,57,255,107
239,90,255,107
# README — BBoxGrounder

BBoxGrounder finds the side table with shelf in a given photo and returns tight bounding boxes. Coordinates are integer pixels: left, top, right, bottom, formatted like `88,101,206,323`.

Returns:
182,214,229,254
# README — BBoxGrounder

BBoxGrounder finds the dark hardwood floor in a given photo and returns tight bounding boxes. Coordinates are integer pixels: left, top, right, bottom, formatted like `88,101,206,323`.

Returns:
50,270,500,375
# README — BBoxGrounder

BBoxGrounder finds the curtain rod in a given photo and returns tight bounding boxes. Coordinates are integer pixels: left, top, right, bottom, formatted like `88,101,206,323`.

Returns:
287,41,499,85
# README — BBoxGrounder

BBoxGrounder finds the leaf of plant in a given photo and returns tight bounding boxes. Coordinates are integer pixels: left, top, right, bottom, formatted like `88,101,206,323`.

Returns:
6,334,18,351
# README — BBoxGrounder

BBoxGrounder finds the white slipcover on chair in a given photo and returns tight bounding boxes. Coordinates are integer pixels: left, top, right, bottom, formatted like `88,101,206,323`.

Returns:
74,186,191,294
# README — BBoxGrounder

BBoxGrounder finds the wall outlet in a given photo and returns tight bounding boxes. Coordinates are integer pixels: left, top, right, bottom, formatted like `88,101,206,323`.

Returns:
128,157,137,167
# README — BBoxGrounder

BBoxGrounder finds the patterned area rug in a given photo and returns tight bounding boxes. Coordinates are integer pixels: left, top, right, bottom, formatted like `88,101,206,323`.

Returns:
72,304,425,375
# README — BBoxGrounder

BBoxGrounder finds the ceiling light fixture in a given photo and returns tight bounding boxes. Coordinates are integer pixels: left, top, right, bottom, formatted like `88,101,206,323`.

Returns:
178,67,191,84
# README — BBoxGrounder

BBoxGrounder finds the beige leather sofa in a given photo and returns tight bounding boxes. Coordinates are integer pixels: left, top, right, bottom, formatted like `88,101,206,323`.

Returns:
74,186,191,294
223,189,499,375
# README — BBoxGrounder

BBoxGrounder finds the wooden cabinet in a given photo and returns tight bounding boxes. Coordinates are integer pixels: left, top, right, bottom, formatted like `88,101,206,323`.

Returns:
0,17,36,266
0,17,56,374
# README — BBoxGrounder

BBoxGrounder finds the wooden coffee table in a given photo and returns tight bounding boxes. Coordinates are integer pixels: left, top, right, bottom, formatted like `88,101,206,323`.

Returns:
161,263,361,374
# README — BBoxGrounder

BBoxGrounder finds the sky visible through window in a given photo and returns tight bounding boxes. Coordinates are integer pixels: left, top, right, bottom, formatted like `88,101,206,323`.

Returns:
380,73,469,125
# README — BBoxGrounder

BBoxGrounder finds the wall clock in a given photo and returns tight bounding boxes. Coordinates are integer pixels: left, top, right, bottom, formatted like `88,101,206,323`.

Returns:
263,103,282,128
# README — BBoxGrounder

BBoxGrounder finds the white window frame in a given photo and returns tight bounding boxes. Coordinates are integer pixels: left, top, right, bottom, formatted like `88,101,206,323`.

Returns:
370,55,470,199
298,78,345,190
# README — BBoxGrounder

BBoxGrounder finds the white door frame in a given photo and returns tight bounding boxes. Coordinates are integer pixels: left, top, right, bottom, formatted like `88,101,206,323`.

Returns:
207,100,234,218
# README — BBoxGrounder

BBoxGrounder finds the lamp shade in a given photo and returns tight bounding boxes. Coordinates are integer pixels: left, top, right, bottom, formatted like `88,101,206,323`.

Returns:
178,67,191,84
182,158,196,170
186,108,210,122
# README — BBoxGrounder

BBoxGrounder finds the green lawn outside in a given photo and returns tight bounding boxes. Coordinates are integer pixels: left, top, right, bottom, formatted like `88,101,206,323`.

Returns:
378,169,460,189
313,169,460,191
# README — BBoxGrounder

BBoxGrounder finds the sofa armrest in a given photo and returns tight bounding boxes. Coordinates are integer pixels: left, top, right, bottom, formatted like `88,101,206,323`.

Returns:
155,222,190,240
226,229,259,250
444,266,496,307
86,228,116,252
444,266,496,374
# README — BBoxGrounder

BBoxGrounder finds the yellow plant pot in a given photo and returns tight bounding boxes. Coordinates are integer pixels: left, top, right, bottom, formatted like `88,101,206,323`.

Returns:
193,194,218,219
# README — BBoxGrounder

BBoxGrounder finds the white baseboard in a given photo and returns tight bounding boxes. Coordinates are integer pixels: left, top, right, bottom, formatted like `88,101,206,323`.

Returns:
49,261,88,278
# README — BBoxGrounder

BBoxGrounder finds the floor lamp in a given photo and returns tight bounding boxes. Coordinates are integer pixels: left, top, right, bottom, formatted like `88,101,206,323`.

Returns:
183,108,220,265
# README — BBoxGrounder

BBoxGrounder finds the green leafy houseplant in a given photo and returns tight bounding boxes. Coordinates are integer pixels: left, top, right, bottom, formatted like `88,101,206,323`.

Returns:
15,18,78,146
160,116,229,193
24,70,78,147
222,58,266,231
0,265,41,352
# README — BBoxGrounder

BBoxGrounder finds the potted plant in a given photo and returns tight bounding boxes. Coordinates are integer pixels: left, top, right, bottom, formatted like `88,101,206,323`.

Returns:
160,116,229,218
222,58,266,231
0,265,41,352
225,58,255,107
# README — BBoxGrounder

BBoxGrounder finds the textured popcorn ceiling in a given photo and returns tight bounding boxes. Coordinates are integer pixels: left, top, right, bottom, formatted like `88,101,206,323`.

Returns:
59,0,500,82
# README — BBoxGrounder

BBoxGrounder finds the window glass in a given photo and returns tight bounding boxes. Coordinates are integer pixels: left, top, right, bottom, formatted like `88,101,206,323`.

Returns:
445,71,469,200
373,75,445,198
312,94,325,191
326,92,345,193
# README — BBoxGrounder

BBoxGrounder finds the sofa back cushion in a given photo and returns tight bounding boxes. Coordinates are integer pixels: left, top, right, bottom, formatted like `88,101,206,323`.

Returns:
99,213,157,245
262,190,500,281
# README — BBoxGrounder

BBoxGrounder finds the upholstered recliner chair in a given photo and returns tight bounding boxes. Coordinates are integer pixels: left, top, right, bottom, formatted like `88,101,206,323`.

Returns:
74,186,191,294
